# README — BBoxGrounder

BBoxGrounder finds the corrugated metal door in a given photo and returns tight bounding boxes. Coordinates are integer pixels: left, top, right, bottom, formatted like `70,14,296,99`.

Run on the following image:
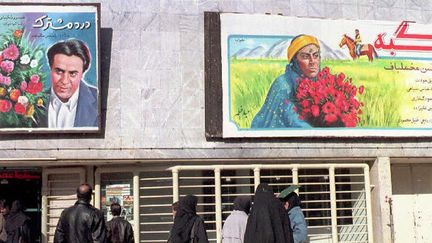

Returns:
41,167,86,243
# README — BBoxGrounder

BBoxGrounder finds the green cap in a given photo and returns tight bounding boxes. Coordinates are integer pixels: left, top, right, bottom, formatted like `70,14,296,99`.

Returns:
278,185,300,199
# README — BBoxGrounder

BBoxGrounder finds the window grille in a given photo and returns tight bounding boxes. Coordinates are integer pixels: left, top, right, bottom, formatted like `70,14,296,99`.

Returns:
170,164,372,243
94,163,372,243
139,170,173,243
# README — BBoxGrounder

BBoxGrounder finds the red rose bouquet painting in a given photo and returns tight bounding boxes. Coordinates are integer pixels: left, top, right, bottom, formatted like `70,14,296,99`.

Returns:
0,28,48,128
295,67,364,127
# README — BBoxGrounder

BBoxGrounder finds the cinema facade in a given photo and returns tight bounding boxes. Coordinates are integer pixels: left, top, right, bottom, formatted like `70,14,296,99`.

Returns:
3,151,428,243
2,2,432,243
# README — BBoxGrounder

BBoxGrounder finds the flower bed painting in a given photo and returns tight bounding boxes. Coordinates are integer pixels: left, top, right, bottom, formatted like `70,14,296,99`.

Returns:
220,13,432,137
0,3,99,133
0,28,47,127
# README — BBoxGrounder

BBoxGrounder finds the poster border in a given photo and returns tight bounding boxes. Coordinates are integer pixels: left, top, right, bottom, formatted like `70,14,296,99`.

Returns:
0,2,101,134
217,12,432,138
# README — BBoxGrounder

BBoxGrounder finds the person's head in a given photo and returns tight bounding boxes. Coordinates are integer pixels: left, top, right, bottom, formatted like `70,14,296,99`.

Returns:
47,39,91,103
172,201,179,218
110,202,121,216
171,196,198,243
10,200,24,214
281,191,301,211
255,183,272,193
178,195,198,215
252,183,278,210
0,200,9,215
287,34,320,79
76,183,93,202
233,196,252,215
355,29,359,34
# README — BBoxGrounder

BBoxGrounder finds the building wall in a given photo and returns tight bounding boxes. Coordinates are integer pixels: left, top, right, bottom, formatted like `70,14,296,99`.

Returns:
0,2,431,159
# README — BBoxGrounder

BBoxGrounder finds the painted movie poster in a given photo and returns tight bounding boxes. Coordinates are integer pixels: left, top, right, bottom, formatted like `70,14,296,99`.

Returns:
221,13,432,137
105,184,134,223
0,4,99,133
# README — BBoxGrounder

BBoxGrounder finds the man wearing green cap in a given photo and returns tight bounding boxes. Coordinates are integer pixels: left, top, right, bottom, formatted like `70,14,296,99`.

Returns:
279,187,308,243
251,34,321,128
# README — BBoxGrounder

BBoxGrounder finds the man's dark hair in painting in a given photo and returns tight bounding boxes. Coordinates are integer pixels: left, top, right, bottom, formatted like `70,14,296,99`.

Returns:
47,38,91,72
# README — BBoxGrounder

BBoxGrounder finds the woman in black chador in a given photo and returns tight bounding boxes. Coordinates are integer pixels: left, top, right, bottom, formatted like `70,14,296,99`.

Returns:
169,195,209,243
244,184,293,243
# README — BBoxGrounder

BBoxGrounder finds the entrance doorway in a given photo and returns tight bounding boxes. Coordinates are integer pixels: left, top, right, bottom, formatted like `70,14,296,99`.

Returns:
392,164,432,243
0,167,42,242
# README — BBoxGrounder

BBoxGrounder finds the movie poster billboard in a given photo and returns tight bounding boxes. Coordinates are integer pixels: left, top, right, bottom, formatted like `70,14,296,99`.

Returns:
0,3,99,133
105,184,133,222
221,13,432,137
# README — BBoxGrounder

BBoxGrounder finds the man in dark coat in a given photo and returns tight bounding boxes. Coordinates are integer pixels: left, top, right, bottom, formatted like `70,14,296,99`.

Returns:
5,200,31,243
106,203,134,243
54,183,107,243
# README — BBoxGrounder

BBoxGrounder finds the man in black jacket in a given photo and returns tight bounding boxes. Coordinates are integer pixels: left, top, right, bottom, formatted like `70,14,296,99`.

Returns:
54,183,107,243
106,203,134,243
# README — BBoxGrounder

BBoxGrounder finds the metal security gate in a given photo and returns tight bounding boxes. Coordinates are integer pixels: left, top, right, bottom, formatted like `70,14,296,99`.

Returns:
170,164,373,243
95,163,373,243
41,167,86,243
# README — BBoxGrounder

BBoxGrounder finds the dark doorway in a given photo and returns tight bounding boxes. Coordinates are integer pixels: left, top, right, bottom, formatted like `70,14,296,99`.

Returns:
0,167,42,243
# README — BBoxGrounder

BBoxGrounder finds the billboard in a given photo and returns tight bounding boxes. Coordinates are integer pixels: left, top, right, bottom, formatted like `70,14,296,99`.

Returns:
220,13,432,137
0,3,100,133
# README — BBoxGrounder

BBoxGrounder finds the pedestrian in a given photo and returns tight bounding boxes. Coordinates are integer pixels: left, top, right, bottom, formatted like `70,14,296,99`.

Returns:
169,195,209,243
4,200,31,243
0,200,9,222
54,183,107,243
167,201,179,243
172,201,179,219
279,186,308,243
222,196,251,243
0,200,8,243
106,203,134,243
244,183,293,243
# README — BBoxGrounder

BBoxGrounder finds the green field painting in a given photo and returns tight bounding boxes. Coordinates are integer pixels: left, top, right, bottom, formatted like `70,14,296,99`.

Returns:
229,58,412,129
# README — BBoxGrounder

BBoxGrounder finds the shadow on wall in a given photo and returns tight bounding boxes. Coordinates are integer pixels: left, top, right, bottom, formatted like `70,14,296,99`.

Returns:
98,27,114,139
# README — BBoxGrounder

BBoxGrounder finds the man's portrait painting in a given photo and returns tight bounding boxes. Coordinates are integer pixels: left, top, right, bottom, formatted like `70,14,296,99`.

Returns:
0,3,99,132
220,13,432,137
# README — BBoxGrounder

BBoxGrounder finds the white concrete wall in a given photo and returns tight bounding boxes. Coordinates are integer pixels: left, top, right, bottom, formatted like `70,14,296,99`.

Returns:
370,157,393,243
1,0,432,161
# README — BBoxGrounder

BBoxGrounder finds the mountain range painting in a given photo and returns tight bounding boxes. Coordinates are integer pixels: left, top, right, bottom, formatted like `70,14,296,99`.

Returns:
229,36,349,60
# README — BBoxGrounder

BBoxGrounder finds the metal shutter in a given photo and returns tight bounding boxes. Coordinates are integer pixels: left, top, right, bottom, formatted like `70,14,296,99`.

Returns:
41,167,86,243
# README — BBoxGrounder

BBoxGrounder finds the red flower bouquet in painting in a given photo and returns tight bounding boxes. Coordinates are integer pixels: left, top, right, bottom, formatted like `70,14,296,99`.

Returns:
295,67,364,127
0,28,48,128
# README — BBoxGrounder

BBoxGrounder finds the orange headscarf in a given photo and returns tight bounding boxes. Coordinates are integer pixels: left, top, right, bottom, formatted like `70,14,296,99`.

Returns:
287,35,320,63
